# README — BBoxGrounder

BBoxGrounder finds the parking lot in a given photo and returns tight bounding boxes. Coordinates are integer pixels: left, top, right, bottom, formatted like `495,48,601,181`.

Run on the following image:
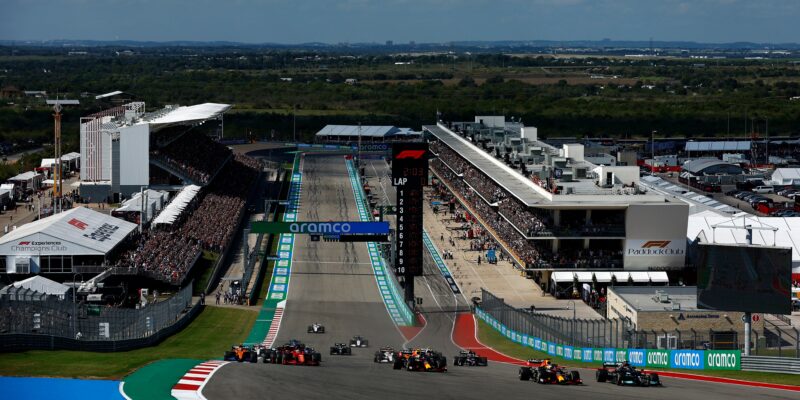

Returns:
654,172,796,217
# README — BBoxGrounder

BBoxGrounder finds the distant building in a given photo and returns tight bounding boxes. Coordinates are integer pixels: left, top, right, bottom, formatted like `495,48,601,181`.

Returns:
0,86,22,99
385,40,393,46
345,79,358,85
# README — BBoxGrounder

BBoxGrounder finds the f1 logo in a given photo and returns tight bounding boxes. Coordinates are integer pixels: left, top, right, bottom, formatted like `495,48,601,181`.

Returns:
68,218,88,230
642,240,670,248
395,150,426,160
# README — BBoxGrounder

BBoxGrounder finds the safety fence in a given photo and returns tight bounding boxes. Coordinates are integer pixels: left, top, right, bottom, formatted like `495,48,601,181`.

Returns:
346,159,415,326
478,289,742,371
0,284,197,352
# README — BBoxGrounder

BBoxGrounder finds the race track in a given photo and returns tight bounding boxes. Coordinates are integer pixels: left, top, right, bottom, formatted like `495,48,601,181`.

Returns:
202,155,795,400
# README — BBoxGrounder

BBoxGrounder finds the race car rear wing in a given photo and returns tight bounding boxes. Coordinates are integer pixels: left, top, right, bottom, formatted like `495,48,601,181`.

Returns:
601,362,621,368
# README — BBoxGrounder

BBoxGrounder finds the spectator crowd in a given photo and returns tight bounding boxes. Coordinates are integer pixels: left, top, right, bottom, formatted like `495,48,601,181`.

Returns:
151,133,232,185
115,153,261,284
430,140,624,270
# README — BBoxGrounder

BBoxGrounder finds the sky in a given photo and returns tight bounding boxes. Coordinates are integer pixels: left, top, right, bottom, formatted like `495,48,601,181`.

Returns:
1,0,798,44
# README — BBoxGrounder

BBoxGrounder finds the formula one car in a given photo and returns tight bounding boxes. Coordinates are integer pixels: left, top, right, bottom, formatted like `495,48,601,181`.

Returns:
330,343,352,355
393,348,447,372
262,340,322,366
519,359,582,385
374,347,396,363
349,335,369,348
307,323,325,334
596,362,661,386
453,350,488,366
224,345,259,363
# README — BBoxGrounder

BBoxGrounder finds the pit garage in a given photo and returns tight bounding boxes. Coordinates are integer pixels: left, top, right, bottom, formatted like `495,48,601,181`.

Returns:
0,207,137,274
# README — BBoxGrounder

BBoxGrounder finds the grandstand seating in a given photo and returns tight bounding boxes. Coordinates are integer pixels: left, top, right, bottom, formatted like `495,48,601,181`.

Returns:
115,153,261,284
430,141,623,269
150,133,232,185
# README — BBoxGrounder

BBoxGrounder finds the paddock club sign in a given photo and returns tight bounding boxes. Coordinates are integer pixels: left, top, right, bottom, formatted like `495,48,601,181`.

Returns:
626,239,686,257
250,221,390,235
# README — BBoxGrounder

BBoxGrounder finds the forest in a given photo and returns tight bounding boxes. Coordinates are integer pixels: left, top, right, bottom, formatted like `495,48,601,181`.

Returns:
1,47,800,180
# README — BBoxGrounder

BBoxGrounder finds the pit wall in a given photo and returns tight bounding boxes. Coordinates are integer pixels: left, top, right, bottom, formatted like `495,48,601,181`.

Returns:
475,307,741,371
345,158,415,326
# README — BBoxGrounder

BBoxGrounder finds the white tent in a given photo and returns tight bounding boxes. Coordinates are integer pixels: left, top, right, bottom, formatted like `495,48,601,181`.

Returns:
688,214,800,273
1,275,70,300
0,207,137,258
551,271,574,283
153,185,201,225
771,168,800,186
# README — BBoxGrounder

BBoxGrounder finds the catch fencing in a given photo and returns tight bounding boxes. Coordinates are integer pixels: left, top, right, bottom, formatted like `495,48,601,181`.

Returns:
481,289,628,348
478,289,744,371
0,284,195,351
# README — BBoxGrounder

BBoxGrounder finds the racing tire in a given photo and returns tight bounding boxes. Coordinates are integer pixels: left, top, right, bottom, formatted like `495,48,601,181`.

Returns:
650,373,660,386
616,375,623,386
519,367,532,381
596,369,608,383
393,358,403,370
570,371,581,383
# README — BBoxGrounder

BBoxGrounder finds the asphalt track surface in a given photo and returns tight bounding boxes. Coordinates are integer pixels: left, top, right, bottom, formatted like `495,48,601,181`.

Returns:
203,156,795,400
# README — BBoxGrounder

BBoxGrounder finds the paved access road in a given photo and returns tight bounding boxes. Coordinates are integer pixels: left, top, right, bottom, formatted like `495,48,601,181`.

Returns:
202,155,795,400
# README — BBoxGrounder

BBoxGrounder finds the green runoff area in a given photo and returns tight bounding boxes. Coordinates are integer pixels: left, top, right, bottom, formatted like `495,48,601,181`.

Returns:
0,306,256,380
476,319,800,387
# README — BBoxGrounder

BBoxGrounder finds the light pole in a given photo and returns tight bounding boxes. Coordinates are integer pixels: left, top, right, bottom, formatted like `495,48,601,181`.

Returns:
567,300,576,346
72,272,83,340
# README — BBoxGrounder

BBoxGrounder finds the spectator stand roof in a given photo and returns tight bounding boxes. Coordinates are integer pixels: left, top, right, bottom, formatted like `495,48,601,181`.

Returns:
425,124,549,206
315,125,420,138
685,141,751,152
142,103,231,130
0,275,70,300
688,214,800,272
0,207,137,256
152,185,202,226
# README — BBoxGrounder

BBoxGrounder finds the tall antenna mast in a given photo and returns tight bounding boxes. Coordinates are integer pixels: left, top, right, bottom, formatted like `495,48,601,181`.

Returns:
46,98,79,214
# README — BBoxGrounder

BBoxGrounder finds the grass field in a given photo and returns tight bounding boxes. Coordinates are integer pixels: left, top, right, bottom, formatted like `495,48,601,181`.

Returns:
0,306,256,380
476,320,800,387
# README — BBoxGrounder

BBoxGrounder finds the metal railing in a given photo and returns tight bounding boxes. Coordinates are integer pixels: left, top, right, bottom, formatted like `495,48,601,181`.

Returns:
481,289,628,348
0,283,194,343
480,289,795,353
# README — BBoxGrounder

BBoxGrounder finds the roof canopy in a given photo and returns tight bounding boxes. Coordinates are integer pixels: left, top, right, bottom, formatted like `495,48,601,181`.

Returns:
8,171,42,182
144,103,231,129
153,185,202,225
685,141,751,152
0,207,137,256
315,125,418,138
1,275,70,297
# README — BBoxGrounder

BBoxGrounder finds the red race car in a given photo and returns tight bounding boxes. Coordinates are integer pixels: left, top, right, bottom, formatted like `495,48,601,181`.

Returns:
519,359,582,385
263,339,322,366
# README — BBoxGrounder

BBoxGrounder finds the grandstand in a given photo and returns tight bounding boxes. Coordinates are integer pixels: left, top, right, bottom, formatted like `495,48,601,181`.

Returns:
425,121,690,285
78,101,231,201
